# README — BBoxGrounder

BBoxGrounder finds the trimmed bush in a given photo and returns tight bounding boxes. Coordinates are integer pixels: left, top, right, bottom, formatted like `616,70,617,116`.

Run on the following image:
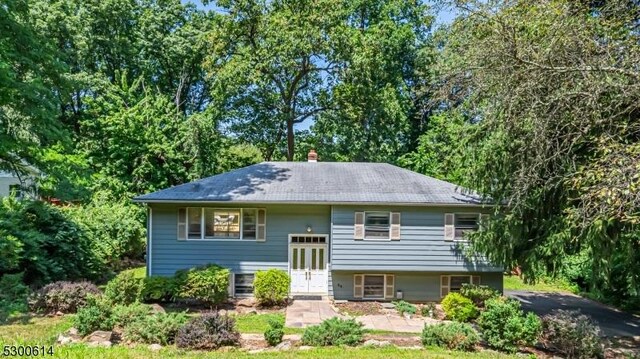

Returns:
441,292,479,322
74,296,116,336
541,310,603,359
459,284,500,307
253,269,290,307
0,273,30,322
422,322,480,351
301,317,364,346
113,302,152,328
477,297,542,353
175,312,240,350
142,276,176,302
123,312,188,345
29,281,101,314
393,300,417,316
105,271,143,305
421,302,436,317
174,265,230,306
264,317,284,346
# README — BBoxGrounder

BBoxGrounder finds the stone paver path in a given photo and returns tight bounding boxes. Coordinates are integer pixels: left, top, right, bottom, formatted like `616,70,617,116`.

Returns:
285,300,344,328
285,300,434,333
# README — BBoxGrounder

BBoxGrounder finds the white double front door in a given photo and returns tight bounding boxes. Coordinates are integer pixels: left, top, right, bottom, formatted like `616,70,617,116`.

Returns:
290,243,328,294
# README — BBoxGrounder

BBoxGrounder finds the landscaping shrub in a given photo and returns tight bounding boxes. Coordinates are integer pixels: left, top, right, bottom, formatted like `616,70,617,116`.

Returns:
459,284,500,307
123,312,188,345
541,310,603,359
29,281,101,314
421,302,436,317
0,273,30,322
421,322,480,351
477,297,542,353
175,312,240,350
174,264,230,306
104,271,143,305
253,269,290,307
142,276,176,302
441,292,479,322
301,317,364,346
113,302,152,328
264,317,284,346
393,300,417,316
0,198,103,287
74,296,116,336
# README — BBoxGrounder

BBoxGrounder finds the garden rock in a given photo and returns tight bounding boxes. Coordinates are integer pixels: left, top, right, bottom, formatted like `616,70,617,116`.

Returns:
363,339,391,347
88,341,112,348
85,330,113,344
275,341,292,350
57,327,82,345
298,345,313,350
149,303,165,314
236,298,255,307
148,344,162,351
381,303,395,309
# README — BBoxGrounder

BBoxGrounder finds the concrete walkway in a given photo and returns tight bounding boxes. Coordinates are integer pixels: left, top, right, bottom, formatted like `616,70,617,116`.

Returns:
285,300,429,333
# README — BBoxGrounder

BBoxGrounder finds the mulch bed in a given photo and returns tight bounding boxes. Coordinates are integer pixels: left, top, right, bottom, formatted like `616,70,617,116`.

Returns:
335,302,384,316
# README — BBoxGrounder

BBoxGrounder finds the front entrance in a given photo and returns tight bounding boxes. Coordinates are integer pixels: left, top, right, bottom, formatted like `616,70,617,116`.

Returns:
289,235,328,294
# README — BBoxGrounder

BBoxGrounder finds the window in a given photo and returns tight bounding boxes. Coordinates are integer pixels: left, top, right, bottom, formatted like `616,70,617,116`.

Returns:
440,275,481,297
180,208,264,241
242,209,257,239
454,214,479,240
363,275,385,298
205,209,240,238
234,274,254,296
364,212,390,239
188,208,202,239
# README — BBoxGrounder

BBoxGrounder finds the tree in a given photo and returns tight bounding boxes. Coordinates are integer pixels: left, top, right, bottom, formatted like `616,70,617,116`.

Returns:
436,0,640,302
0,0,66,176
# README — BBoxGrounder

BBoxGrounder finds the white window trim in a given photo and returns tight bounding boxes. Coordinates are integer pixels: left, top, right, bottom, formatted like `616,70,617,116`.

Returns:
453,212,482,242
355,274,395,299
183,207,264,242
363,211,392,241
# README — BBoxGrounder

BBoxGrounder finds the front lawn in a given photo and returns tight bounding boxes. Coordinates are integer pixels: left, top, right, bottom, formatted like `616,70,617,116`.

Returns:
503,275,578,293
0,315,517,359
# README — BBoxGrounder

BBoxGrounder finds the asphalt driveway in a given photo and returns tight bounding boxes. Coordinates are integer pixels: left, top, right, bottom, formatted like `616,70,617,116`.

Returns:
507,290,640,337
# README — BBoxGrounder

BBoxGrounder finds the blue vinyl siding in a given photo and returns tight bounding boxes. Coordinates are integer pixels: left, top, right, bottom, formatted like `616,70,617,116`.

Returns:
148,204,330,276
330,206,502,272
331,271,503,301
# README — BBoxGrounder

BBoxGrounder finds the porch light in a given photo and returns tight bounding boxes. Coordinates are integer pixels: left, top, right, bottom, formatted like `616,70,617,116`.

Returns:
306,226,312,233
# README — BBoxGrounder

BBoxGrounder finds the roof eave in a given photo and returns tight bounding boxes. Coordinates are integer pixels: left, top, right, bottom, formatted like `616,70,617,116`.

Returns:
132,198,495,207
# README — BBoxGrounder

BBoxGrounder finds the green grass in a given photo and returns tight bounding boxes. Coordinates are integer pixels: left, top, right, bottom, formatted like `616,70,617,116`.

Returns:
503,275,578,293
234,312,303,334
0,315,518,359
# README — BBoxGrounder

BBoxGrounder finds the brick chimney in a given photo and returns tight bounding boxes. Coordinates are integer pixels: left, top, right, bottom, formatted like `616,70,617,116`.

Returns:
307,149,318,162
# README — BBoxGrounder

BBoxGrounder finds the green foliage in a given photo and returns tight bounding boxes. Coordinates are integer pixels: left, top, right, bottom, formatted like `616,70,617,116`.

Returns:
175,312,240,350
0,273,30,322
253,269,290,307
122,312,188,345
0,198,103,286
264,317,284,346
74,296,116,336
477,297,542,353
421,303,436,317
142,276,176,303
29,281,101,314
459,284,500,307
541,310,603,359
64,193,146,269
174,264,230,306
421,322,480,351
441,293,479,322
393,300,417,316
301,318,364,347
112,303,152,328
104,271,143,305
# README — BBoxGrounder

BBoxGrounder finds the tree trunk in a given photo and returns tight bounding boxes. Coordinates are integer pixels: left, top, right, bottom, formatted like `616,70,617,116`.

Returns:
286,118,294,161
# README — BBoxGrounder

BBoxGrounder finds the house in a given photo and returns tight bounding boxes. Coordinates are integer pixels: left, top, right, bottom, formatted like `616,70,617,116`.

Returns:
133,150,503,301
0,171,31,199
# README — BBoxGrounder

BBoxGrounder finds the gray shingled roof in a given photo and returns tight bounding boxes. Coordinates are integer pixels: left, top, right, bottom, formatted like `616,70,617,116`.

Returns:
133,162,486,205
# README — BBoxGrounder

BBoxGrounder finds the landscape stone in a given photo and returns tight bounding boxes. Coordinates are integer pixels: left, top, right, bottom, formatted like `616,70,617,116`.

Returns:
88,340,112,348
236,298,255,307
85,330,113,344
381,303,395,309
363,339,392,347
149,303,166,314
298,345,313,350
275,341,292,350
148,344,162,351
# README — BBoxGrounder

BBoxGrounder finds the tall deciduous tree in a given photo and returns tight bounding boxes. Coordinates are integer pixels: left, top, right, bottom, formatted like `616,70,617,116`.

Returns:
437,0,640,301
